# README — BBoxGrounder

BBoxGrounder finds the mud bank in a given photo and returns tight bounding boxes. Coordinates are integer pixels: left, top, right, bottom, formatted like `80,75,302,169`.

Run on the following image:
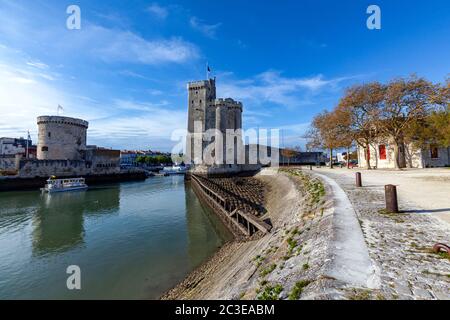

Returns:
162,168,376,300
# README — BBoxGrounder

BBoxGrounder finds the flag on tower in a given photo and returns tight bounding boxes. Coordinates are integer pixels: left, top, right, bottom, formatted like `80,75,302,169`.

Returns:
206,63,211,79
57,105,63,115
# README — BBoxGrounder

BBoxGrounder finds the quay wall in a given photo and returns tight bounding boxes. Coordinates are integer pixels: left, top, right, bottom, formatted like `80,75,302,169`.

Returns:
17,157,120,178
0,171,146,192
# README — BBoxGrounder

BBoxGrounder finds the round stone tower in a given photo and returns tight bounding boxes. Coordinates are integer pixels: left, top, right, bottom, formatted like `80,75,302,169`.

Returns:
37,116,89,160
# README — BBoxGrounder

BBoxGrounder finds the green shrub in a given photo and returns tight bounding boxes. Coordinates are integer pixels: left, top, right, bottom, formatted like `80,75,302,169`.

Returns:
257,284,283,300
260,264,277,277
288,280,311,300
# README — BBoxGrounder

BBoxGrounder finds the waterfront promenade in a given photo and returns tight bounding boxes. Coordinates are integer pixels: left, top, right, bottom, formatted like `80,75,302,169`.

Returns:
313,167,450,299
164,168,449,300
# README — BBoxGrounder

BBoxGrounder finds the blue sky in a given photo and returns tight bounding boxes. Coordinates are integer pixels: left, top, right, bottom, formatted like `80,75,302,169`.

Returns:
0,0,449,151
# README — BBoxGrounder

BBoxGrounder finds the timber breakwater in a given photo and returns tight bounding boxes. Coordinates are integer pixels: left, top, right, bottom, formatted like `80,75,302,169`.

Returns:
189,174,272,239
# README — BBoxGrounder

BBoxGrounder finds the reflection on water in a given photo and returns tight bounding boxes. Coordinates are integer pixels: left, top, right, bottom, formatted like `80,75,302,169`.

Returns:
0,176,230,299
32,188,121,255
185,183,232,267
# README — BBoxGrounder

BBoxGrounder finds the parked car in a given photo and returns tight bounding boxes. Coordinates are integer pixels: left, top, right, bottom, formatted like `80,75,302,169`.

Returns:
348,160,358,168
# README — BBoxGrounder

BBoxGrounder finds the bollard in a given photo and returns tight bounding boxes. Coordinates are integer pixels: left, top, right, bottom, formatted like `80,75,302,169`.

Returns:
385,184,399,213
309,165,313,170
356,172,362,187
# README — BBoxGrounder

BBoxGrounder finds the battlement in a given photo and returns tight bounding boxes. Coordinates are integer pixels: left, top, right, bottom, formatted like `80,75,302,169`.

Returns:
214,98,243,110
187,78,216,91
37,116,89,129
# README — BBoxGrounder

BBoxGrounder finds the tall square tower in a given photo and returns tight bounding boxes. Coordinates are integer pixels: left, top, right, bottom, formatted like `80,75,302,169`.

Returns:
186,79,216,163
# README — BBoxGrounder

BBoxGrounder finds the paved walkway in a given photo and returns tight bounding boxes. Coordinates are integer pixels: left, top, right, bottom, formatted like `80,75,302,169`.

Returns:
316,168,450,224
312,167,450,300
314,173,380,289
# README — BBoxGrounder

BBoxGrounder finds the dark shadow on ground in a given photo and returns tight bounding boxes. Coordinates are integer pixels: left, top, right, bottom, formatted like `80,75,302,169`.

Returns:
402,208,450,214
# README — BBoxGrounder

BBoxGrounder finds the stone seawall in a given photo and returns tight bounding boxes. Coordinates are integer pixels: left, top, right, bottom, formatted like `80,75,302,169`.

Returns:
0,172,147,192
164,168,381,300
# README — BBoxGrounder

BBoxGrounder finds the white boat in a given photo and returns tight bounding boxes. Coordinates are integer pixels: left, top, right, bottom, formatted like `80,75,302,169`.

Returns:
160,166,187,175
42,177,88,193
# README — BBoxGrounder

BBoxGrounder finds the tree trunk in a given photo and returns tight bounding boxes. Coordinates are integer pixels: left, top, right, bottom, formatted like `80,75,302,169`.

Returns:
347,146,350,169
393,143,401,170
329,148,333,169
365,143,371,170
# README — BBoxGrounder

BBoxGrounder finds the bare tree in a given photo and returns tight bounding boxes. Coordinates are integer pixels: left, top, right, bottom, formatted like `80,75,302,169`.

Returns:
333,105,354,168
306,111,345,168
378,76,435,169
410,79,450,149
281,148,297,166
337,82,384,169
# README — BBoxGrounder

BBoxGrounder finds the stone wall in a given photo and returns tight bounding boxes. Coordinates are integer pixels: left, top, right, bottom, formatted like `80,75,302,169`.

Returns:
86,148,121,175
0,155,17,173
17,149,121,178
18,159,89,178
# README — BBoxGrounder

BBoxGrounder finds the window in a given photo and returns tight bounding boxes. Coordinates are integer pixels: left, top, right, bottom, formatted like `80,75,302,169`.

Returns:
379,145,386,160
41,146,48,152
430,145,439,159
48,132,51,138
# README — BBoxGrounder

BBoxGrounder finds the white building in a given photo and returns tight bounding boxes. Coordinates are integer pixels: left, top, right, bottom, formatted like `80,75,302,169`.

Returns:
357,140,450,169
0,137,31,156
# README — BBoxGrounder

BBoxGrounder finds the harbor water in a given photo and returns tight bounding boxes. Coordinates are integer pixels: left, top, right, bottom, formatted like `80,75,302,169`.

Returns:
0,175,231,299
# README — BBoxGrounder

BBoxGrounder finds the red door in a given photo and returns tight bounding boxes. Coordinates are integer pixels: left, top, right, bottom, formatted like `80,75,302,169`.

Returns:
379,145,386,160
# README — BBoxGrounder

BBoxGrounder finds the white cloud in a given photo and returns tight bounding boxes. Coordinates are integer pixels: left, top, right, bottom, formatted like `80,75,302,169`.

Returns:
219,70,355,108
64,24,199,65
0,60,108,140
0,2,199,66
189,17,222,39
0,51,186,151
118,70,150,79
87,100,187,150
26,60,49,69
147,3,169,20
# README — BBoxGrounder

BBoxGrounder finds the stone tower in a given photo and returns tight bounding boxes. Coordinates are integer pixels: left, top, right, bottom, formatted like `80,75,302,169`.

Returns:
186,79,216,163
214,98,243,165
37,116,88,160
186,78,244,168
